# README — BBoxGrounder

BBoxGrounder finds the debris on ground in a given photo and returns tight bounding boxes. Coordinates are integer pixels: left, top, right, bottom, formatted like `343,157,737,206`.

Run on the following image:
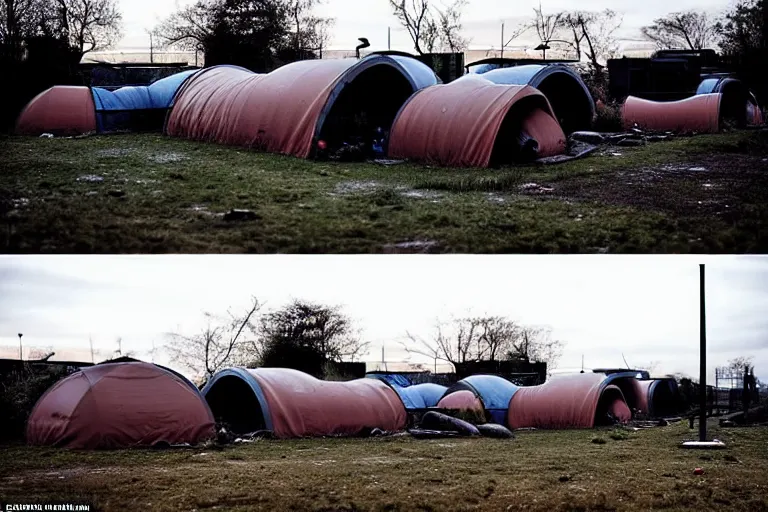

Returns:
519,183,555,195
373,159,405,166
223,209,259,222
383,240,439,253
107,189,126,198
39,133,54,138
77,175,104,183
476,423,515,439
419,411,480,437
570,131,605,145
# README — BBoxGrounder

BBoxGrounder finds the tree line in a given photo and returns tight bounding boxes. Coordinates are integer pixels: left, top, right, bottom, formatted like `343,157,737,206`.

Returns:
388,0,766,72
165,297,564,384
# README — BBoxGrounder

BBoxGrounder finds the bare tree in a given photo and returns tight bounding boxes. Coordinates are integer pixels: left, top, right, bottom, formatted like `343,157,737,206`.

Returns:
728,355,755,374
53,0,122,58
258,300,369,364
166,297,262,381
530,1,563,59
286,0,334,56
390,0,467,54
0,0,51,57
477,316,519,362
507,326,563,372
154,0,214,54
641,10,718,50
389,0,432,54
561,9,621,71
435,0,468,52
403,317,489,370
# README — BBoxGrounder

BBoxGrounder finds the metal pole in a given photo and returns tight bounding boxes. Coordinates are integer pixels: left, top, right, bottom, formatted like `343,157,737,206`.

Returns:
500,23,504,59
388,27,391,50
699,263,707,442
18,333,23,360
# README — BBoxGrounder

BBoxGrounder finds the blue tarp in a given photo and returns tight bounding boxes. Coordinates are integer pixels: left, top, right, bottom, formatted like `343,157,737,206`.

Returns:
445,375,520,425
366,373,447,409
91,70,198,132
367,373,413,388
393,383,448,409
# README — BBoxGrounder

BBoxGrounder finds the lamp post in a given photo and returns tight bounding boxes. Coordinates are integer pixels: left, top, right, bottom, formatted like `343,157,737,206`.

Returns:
699,263,707,442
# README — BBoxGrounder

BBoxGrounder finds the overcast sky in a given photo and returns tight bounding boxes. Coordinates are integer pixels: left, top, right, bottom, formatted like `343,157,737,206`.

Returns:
0,255,765,384
115,0,735,51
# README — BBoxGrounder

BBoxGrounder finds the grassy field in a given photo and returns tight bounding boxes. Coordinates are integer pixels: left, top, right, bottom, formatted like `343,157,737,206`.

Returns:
1,131,767,253
0,423,766,511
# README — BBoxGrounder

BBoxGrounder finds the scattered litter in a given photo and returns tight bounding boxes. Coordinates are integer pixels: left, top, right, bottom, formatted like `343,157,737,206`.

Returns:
149,152,186,164
689,167,708,172
384,240,438,252
693,468,704,475
223,209,259,222
12,198,29,208
400,189,442,200
77,174,104,183
519,183,555,195
373,159,405,166
39,133,54,138
617,138,646,147
611,152,623,157
570,131,605,145
332,180,380,195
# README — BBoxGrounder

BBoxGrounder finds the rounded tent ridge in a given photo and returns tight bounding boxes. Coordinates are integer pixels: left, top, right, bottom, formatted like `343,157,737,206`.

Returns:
697,76,763,127
388,75,567,168
439,374,520,425
365,372,447,410
26,362,215,449
507,372,637,430
437,390,485,415
467,64,595,134
622,93,722,134
636,378,680,418
91,69,199,132
165,55,440,159
202,367,407,438
16,86,97,136
16,70,200,136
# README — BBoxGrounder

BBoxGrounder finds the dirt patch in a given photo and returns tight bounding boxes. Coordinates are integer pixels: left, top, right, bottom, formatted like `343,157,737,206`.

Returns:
554,154,768,217
331,180,381,196
149,152,187,164
96,148,136,158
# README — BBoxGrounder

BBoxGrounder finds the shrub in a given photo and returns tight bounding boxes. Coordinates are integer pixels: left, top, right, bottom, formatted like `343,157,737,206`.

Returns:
0,364,70,442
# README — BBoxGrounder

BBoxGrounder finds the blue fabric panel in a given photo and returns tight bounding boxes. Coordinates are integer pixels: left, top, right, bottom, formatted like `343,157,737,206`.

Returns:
454,374,520,411
396,383,447,409
147,70,199,108
367,373,413,388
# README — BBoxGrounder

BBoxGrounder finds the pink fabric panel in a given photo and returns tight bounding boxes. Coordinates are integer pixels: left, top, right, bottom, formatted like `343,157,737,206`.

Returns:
27,363,215,449
622,94,721,133
437,390,484,412
388,76,565,168
507,373,609,429
250,368,407,438
16,86,97,136
166,60,357,158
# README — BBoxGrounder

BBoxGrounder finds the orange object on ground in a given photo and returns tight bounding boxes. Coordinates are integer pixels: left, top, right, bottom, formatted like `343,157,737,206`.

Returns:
203,368,407,438
16,86,97,136
622,94,722,134
388,75,566,168
26,362,215,449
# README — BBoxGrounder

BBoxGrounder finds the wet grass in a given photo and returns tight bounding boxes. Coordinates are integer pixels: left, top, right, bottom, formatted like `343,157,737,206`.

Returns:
0,424,766,511
0,131,766,253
